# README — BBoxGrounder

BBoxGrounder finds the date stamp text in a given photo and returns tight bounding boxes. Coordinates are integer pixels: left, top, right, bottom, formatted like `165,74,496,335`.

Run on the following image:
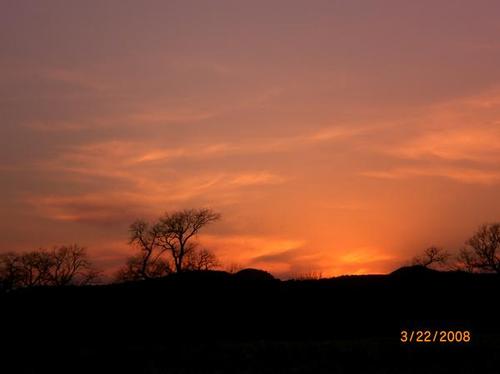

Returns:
400,330,471,344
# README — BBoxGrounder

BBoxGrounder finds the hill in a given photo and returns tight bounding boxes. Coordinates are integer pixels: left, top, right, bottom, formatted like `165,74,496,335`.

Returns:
2,267,500,373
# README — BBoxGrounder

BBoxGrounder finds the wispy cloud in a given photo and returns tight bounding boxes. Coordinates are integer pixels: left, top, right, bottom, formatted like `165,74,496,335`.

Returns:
27,170,288,224
363,87,500,185
21,121,378,226
386,127,500,163
23,107,220,132
130,125,371,164
39,67,112,92
37,122,370,173
338,246,396,264
199,234,313,276
361,166,500,185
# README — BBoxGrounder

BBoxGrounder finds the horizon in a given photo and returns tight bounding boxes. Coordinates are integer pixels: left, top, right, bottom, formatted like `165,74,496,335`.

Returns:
2,1,500,278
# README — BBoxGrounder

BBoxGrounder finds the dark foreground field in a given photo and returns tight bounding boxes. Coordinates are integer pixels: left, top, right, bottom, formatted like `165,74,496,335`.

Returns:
2,266,500,373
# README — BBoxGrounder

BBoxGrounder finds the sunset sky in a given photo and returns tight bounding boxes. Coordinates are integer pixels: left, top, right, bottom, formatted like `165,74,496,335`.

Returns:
2,1,500,277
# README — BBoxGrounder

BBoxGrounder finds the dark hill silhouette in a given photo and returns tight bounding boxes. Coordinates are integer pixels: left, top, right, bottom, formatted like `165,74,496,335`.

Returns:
233,268,276,281
390,264,440,276
2,268,500,373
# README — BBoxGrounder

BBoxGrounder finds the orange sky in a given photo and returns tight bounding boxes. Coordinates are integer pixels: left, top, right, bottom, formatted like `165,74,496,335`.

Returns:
2,1,500,278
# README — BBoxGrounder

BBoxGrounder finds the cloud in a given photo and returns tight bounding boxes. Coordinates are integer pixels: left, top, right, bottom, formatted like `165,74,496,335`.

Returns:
129,124,371,164
228,172,286,186
199,234,317,277
338,246,395,264
251,248,304,264
401,89,500,162
36,122,370,178
239,245,396,278
27,170,287,224
40,68,111,92
363,87,500,185
23,107,219,133
24,121,374,224
21,121,377,247
201,234,306,262
361,166,500,185
387,127,500,163
29,193,149,224
25,121,90,132
17,62,283,133
248,247,327,277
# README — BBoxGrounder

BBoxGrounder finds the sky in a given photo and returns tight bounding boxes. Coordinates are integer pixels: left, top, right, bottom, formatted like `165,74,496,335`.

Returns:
2,0,500,278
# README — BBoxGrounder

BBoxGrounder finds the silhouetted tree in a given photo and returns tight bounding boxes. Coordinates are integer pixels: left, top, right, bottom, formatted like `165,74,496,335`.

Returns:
119,208,221,279
456,248,477,273
157,208,220,273
0,252,24,291
19,249,55,287
458,223,500,273
0,245,99,290
185,248,220,271
126,220,166,280
49,245,99,286
412,246,450,269
115,253,171,281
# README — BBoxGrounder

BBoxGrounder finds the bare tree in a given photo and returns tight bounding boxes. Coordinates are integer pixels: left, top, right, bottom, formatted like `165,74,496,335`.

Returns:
18,250,54,287
157,209,220,273
457,223,500,273
118,208,221,280
185,248,219,271
49,245,99,286
456,248,477,273
127,220,165,279
412,246,450,269
0,252,24,291
0,245,99,290
116,254,171,281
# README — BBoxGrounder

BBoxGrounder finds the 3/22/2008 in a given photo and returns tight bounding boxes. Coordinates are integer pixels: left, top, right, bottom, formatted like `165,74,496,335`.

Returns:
400,330,471,343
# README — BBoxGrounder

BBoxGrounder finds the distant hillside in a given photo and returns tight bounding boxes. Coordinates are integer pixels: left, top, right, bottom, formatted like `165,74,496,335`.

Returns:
390,264,440,276
2,267,500,374
3,267,499,338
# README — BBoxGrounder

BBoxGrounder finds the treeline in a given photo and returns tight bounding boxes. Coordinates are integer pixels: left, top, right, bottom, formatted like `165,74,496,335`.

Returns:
0,208,222,291
412,223,500,273
0,244,99,291
2,208,500,292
